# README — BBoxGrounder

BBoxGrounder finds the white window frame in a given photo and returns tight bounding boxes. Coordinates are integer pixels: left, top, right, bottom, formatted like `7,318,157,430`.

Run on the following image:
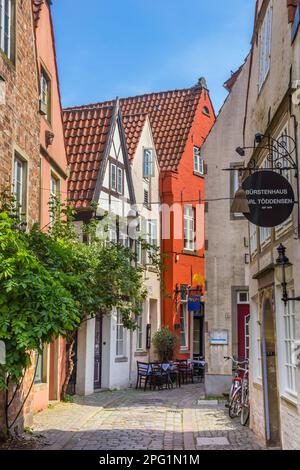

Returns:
184,205,195,251
282,290,297,396
40,68,51,121
143,148,154,178
252,301,262,383
136,308,143,351
237,291,249,304
13,154,27,218
193,147,204,175
0,0,12,59
245,315,250,360
116,310,125,358
50,174,60,226
180,302,189,350
117,167,123,194
110,163,117,191
258,3,273,91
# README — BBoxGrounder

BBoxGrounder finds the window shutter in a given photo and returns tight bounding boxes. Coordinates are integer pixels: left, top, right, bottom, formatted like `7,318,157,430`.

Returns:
203,163,208,175
204,202,209,213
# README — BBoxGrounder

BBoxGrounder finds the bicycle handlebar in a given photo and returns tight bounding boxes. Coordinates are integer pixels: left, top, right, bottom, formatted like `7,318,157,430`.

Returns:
224,356,249,366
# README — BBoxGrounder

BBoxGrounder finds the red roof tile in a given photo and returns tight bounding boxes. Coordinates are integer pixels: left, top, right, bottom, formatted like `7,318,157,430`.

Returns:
64,83,203,172
122,113,148,161
63,105,114,209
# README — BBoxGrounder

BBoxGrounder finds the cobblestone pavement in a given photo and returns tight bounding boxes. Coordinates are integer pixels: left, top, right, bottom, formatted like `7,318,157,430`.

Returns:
32,384,265,450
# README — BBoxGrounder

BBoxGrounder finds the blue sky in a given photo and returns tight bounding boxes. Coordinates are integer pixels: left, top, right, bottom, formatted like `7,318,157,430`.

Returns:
52,0,255,113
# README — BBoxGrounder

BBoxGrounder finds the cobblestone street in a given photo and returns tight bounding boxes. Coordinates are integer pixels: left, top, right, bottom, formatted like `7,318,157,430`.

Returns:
32,384,265,450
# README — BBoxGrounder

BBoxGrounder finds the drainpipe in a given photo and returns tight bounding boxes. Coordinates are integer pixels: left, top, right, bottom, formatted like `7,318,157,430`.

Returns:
261,303,271,443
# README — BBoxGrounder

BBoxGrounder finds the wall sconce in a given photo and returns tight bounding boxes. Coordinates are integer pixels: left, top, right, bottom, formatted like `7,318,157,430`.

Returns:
275,244,300,306
45,130,55,147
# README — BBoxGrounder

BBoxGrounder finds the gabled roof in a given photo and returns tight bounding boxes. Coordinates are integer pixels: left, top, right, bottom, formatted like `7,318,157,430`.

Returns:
64,81,205,172
63,105,115,208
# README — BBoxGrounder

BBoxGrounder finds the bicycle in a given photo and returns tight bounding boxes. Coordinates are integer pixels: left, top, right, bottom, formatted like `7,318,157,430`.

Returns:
224,356,250,426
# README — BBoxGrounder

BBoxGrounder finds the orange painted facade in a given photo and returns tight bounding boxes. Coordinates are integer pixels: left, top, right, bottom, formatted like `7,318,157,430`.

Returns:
32,1,68,412
161,90,215,359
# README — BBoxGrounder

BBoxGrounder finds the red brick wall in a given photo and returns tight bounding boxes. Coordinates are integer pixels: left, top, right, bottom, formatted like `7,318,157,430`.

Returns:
0,0,40,226
0,1,40,433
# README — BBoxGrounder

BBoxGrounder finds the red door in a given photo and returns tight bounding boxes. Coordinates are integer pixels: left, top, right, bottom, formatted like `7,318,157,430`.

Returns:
237,304,250,360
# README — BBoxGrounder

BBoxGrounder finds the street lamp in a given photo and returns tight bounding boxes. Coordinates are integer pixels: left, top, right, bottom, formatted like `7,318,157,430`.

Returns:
275,244,300,306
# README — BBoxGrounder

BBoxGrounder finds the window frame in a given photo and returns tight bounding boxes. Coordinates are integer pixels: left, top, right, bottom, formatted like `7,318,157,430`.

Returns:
0,0,15,61
116,310,125,358
136,310,143,351
258,3,273,91
13,153,27,219
282,290,297,396
184,205,195,251
179,302,189,350
193,146,204,175
40,67,52,123
143,148,154,179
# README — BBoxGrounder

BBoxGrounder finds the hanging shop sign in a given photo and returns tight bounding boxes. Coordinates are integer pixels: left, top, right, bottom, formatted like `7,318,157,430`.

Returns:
188,295,202,312
242,170,295,228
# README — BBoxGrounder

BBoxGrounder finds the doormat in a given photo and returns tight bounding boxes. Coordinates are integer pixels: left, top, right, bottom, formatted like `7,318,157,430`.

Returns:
197,437,230,446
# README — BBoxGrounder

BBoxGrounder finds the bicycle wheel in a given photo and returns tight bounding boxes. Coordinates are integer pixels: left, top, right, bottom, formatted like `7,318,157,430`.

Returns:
241,381,250,426
229,387,241,419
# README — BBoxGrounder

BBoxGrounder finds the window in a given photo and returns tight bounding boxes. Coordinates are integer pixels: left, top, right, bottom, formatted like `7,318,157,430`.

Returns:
50,174,59,225
117,167,123,194
146,220,157,264
110,163,117,191
0,0,14,60
282,292,297,395
237,291,249,304
136,312,143,350
109,227,117,244
40,68,51,122
13,154,27,218
144,187,149,206
194,147,204,175
116,310,125,357
258,3,273,90
252,302,262,381
184,205,195,251
143,149,154,178
202,106,210,117
230,165,244,218
249,223,257,254
245,315,250,360
180,303,188,350
34,350,43,384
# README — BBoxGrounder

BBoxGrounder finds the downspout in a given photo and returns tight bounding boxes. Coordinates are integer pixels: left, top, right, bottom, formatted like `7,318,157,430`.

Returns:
261,300,271,443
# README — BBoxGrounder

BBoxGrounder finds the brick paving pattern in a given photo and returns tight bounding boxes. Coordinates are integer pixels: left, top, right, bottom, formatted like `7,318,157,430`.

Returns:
32,384,265,450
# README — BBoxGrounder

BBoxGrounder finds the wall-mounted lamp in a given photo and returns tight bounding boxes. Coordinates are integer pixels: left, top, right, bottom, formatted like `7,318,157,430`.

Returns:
275,244,300,306
235,146,245,157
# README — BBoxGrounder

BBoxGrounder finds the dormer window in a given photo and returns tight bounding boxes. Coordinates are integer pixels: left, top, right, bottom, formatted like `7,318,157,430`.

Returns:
194,147,204,175
143,148,154,178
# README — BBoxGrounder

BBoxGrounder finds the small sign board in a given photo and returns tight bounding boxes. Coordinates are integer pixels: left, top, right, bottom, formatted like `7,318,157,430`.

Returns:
242,171,295,228
188,295,202,312
210,330,228,345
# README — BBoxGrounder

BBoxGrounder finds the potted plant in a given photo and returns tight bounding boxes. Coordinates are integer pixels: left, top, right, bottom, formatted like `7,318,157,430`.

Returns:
152,327,178,362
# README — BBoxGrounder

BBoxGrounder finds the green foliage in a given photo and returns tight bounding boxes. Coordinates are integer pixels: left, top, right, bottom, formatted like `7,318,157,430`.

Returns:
152,327,178,361
62,394,74,403
0,190,153,394
0,195,80,389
